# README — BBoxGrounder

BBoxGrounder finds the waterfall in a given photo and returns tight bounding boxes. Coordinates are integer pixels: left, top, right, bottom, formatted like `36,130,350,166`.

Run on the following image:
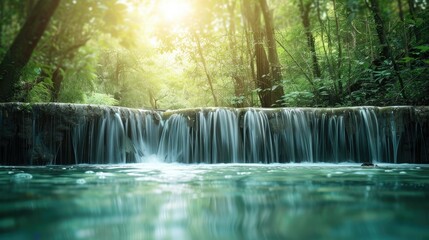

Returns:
0,103,428,165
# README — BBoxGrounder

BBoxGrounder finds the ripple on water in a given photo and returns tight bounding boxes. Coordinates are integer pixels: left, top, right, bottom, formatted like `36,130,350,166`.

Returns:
76,179,86,185
95,172,114,179
11,173,33,183
353,171,375,175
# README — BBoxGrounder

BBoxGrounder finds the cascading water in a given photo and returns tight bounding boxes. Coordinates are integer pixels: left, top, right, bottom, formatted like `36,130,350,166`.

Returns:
0,103,428,165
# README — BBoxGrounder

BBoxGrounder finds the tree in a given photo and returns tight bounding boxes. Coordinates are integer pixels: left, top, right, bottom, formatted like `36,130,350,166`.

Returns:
192,30,219,106
298,0,321,79
1,0,427,107
223,0,247,107
367,0,406,99
243,0,285,107
259,0,285,106
0,0,60,102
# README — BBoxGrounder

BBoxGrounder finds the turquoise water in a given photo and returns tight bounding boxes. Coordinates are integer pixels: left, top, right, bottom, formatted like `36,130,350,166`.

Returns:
1,164,428,240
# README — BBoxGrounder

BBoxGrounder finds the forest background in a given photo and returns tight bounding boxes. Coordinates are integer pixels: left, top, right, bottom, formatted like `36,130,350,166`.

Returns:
0,0,428,109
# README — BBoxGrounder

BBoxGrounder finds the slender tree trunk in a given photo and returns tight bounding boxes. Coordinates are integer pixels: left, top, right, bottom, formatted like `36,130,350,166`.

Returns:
366,14,375,63
52,38,90,101
258,0,285,106
243,25,258,106
193,32,219,106
149,90,158,109
316,0,335,81
0,1,4,49
299,0,321,79
368,0,407,99
254,36,272,107
407,0,421,43
276,40,313,86
369,0,390,61
397,0,410,68
244,27,257,86
332,0,343,97
397,0,405,21
242,0,274,107
224,0,246,107
346,40,352,97
0,0,60,102
52,66,63,101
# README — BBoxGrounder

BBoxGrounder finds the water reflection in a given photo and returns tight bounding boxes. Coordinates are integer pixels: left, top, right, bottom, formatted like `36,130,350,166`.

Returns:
0,164,429,240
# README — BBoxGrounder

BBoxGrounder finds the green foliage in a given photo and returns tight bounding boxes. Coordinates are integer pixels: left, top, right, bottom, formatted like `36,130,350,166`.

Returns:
12,63,54,102
230,96,246,106
2,0,428,107
57,44,99,103
84,92,119,105
26,78,53,103
282,91,315,107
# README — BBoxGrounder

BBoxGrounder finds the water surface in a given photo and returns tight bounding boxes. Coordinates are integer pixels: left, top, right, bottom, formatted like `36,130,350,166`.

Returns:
1,163,428,240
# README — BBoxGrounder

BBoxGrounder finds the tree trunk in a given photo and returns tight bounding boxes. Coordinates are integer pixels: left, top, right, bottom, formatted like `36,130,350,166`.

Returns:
0,1,4,48
244,27,257,84
149,90,158,109
52,66,63,101
225,0,246,107
242,0,274,107
193,31,219,107
332,0,343,97
276,39,314,86
258,0,285,106
407,0,421,43
368,0,407,99
25,0,38,19
299,0,322,79
244,26,258,106
0,0,60,102
397,0,411,69
316,0,335,82
254,35,272,107
368,0,390,61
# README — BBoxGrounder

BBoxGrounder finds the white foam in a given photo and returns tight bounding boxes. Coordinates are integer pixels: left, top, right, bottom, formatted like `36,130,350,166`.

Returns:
11,173,33,182
76,178,86,184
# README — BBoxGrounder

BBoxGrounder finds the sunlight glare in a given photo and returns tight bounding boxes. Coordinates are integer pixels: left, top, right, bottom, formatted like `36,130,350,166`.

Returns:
149,37,159,47
158,0,192,22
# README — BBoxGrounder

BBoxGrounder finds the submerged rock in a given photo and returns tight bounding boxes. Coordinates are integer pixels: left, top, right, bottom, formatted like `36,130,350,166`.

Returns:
361,162,377,167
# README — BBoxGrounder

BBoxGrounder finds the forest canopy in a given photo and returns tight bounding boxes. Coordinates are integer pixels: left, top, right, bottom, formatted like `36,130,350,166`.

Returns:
0,0,428,109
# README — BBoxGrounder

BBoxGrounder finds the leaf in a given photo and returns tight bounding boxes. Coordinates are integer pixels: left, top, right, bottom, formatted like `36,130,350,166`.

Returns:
34,67,42,74
415,45,429,53
400,57,415,63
